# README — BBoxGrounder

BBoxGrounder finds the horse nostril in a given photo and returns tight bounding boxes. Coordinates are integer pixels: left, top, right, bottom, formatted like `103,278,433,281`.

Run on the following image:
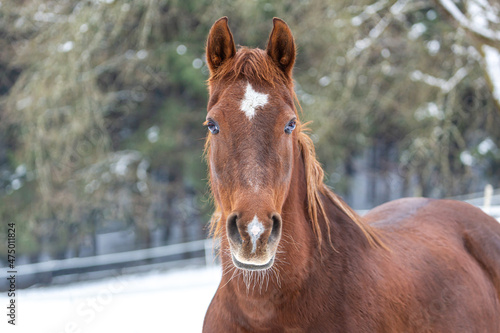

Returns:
269,213,282,243
227,212,242,245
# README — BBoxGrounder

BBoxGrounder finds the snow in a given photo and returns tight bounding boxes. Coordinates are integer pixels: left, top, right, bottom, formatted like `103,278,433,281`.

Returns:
410,67,469,93
136,50,148,60
468,0,499,26
483,44,500,104
58,41,74,53
381,48,390,58
438,0,500,41
414,102,444,121
15,164,26,176
11,179,22,190
408,22,427,40
318,76,332,87
0,266,221,333
16,97,32,111
468,1,489,28
79,24,89,33
426,9,437,21
478,137,496,155
350,0,388,26
460,150,474,166
146,126,159,143
439,0,500,106
176,45,187,55
426,40,440,55
192,58,203,69
347,0,408,61
109,151,142,176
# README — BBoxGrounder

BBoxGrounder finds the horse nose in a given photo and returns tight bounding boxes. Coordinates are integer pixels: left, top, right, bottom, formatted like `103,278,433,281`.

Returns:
227,212,243,246
269,213,282,244
226,212,282,251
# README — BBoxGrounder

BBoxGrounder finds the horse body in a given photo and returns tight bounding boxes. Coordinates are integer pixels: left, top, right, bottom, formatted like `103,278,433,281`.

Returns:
365,198,500,332
202,17,500,332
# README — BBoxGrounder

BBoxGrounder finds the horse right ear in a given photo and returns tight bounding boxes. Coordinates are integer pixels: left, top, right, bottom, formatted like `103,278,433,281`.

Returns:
206,17,236,74
266,18,296,78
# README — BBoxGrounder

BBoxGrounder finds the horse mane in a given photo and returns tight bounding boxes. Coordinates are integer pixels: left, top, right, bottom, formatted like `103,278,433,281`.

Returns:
205,47,384,250
296,125,385,250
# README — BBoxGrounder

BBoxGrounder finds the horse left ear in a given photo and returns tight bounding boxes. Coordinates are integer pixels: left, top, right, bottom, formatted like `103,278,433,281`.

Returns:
206,17,236,75
266,18,296,78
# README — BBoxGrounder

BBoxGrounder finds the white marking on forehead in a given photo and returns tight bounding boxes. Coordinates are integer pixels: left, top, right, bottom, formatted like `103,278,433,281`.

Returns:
240,82,268,120
247,215,264,253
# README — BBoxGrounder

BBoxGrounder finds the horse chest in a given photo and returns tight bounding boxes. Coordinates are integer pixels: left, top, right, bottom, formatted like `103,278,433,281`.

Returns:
238,297,277,323
216,288,307,331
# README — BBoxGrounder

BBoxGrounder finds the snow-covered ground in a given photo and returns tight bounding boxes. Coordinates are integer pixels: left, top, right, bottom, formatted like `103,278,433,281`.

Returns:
1,266,221,333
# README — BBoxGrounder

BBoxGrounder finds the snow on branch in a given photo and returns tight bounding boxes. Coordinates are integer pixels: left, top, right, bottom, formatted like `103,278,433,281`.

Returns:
347,0,410,61
351,0,389,26
483,45,500,104
438,0,500,41
410,67,469,93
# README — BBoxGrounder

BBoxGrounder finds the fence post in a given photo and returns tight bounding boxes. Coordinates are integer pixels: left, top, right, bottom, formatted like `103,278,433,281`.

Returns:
484,184,493,215
205,239,214,267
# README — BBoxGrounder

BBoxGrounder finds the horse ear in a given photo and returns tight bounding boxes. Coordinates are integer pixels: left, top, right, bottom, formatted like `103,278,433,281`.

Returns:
206,17,236,74
266,18,296,78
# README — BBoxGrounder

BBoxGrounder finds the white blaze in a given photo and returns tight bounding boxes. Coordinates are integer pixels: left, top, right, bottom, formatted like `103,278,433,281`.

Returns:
240,82,268,120
247,215,264,253
250,224,261,236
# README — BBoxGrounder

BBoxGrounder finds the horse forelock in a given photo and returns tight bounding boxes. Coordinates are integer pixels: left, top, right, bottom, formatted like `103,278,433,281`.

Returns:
208,47,290,88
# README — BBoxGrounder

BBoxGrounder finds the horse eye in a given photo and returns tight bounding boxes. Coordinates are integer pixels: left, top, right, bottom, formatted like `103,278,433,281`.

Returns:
207,120,219,134
284,119,296,134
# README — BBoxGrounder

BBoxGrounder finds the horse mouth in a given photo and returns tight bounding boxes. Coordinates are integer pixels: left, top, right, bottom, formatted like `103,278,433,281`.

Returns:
231,254,275,271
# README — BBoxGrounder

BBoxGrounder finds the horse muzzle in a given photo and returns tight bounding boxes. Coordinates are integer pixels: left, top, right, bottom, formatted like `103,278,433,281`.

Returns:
226,211,282,270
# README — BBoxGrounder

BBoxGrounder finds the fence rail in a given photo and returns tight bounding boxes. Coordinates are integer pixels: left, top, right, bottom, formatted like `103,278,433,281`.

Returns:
1,239,215,279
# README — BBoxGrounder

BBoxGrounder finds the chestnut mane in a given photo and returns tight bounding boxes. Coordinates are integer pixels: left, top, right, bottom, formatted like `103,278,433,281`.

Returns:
208,48,288,87
205,48,383,249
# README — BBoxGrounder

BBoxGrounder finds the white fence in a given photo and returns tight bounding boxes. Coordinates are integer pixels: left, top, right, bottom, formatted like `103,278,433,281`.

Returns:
458,184,500,222
1,239,216,280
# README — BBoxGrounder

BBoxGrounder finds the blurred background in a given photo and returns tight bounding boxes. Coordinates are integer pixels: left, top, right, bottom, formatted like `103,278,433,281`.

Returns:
0,0,499,332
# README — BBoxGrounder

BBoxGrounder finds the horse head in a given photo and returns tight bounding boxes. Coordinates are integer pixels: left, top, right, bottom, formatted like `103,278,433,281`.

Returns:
205,17,298,270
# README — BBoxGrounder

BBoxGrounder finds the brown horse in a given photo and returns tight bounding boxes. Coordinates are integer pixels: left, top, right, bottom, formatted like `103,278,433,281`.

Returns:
202,17,500,332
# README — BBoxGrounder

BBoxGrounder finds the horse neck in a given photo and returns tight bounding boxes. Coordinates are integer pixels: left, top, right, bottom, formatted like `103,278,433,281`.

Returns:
278,144,371,285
